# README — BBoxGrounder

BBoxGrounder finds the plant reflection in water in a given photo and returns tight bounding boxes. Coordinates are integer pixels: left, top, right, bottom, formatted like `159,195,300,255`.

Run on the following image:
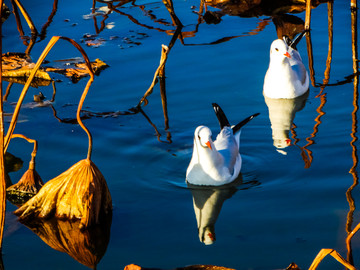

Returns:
20,214,112,269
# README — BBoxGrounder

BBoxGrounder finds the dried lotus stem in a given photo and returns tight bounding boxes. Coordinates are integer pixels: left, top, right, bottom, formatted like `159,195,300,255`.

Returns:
305,0,311,30
136,45,169,108
12,36,111,229
4,36,95,160
11,0,38,35
308,249,355,270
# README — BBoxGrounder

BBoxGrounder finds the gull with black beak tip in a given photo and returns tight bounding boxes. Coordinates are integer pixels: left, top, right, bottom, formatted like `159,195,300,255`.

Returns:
263,31,309,99
186,103,259,186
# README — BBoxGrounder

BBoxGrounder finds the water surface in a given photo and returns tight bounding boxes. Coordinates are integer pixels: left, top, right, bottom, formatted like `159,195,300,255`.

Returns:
2,0,360,269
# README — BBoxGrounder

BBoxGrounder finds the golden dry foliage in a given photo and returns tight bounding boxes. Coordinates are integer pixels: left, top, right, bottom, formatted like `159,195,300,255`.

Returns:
45,58,108,82
2,52,108,84
2,52,51,80
14,159,112,229
22,216,111,269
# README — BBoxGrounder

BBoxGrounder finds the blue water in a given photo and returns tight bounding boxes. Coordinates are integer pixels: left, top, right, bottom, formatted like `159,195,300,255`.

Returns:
2,0,360,269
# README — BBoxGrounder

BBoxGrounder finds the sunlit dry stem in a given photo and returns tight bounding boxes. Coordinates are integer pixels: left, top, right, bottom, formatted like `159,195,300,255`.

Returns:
11,0,38,35
10,134,37,169
305,0,311,30
347,222,360,256
3,36,95,160
308,249,356,270
137,45,169,108
162,0,183,27
0,0,5,251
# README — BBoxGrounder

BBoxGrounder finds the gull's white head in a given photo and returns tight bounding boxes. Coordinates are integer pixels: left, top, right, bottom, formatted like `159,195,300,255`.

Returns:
194,126,213,150
270,39,291,59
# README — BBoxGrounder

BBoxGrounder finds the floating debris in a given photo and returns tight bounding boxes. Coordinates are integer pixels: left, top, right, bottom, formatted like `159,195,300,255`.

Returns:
45,58,109,82
2,52,51,81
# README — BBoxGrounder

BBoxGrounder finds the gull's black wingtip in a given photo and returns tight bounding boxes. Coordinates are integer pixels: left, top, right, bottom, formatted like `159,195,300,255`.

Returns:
212,103,231,129
232,112,260,134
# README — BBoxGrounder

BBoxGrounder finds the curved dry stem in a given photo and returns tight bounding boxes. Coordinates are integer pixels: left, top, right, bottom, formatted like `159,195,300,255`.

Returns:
136,44,169,108
12,0,38,35
4,36,95,160
309,249,355,270
347,222,360,255
11,134,37,169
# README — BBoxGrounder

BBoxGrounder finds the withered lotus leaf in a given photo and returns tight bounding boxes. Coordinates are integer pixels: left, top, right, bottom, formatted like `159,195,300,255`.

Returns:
2,52,52,80
14,159,112,229
45,58,108,82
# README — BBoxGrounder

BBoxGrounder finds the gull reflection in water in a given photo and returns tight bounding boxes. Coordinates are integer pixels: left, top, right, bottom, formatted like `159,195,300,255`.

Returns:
187,175,243,245
264,91,308,154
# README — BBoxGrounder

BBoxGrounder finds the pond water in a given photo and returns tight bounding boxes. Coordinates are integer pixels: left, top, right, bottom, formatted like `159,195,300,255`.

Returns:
1,0,360,269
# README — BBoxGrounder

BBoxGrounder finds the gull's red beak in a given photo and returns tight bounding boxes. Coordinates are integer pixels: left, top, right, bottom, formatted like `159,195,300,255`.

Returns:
284,52,291,58
205,141,212,150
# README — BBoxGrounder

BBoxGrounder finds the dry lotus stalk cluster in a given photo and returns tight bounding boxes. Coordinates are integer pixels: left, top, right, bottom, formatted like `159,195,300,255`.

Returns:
14,159,112,229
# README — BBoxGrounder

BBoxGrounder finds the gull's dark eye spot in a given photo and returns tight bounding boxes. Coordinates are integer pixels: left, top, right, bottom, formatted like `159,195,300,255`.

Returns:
275,48,279,51
198,135,201,141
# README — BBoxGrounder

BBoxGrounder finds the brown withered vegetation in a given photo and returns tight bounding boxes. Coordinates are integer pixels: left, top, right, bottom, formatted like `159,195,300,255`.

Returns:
45,58,108,83
1,36,113,230
2,52,51,81
2,52,108,84
14,159,112,229
6,134,43,205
